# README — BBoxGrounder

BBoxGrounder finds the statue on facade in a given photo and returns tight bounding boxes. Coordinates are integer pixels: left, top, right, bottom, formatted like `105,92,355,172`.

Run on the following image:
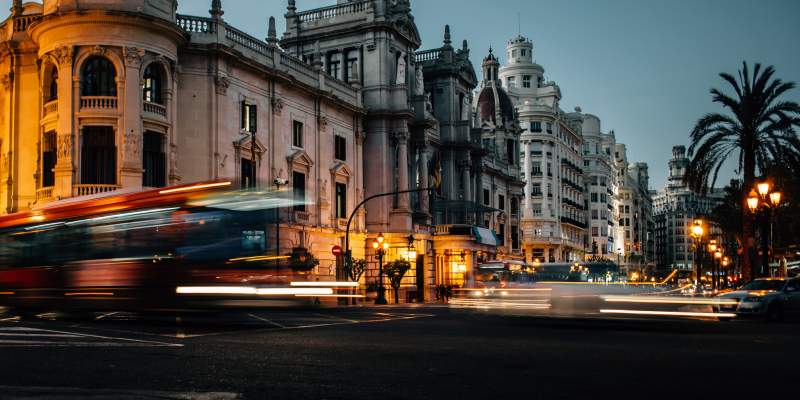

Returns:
461,95,471,121
319,178,329,202
395,52,406,84
424,91,433,114
414,66,424,95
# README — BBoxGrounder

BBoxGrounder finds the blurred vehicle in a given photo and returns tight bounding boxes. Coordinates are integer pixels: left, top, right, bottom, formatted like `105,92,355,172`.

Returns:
0,181,332,314
713,278,800,321
474,260,533,287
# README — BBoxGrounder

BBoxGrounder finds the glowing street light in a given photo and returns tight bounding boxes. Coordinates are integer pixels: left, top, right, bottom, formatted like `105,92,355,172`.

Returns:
373,233,390,305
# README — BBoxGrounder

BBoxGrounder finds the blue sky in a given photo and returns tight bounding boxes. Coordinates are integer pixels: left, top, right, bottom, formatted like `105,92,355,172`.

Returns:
6,0,800,190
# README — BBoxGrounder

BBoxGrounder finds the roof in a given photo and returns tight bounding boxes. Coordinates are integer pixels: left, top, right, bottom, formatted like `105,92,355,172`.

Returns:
477,84,515,123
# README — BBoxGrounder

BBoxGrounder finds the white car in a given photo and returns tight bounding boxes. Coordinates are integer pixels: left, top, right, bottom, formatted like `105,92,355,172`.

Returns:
714,278,800,321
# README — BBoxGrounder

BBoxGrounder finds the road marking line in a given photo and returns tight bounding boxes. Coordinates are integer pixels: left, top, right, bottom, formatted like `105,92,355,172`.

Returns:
0,326,183,347
95,312,119,320
312,312,359,323
247,313,287,328
0,333,82,338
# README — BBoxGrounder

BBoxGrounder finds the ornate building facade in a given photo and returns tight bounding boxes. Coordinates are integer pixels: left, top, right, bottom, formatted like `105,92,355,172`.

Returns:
0,0,366,281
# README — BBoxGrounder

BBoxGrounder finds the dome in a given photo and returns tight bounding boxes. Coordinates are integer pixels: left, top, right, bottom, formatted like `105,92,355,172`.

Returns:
477,84,515,124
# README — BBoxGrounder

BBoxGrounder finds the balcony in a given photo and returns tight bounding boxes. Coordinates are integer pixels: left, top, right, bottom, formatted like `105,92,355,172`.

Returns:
43,100,58,118
293,210,311,223
143,101,167,118
36,187,54,202
73,184,121,197
560,216,587,229
80,96,118,111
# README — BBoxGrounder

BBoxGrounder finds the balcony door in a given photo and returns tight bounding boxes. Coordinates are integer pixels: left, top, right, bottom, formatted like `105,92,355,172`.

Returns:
81,126,116,185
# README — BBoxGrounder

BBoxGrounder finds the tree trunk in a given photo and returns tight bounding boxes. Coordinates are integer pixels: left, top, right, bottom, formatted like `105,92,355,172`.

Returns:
741,141,756,281
394,287,399,304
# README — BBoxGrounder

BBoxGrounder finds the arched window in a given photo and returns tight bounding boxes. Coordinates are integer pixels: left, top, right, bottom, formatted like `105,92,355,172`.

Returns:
44,67,58,102
81,57,117,97
142,63,165,104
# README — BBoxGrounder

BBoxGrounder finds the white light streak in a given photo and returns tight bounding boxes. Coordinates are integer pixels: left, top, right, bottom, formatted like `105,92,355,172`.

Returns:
599,309,736,318
290,281,359,287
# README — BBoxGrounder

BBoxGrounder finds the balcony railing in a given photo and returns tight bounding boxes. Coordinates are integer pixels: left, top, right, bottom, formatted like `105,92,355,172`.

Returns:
36,186,54,202
296,0,369,23
143,101,167,117
176,14,217,33
415,49,441,63
43,100,58,117
80,96,117,110
560,216,587,229
73,184,121,197
226,25,273,57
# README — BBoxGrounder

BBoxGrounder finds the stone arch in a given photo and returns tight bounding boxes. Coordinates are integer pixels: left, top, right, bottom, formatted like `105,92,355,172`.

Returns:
39,58,59,102
140,56,173,104
73,46,126,93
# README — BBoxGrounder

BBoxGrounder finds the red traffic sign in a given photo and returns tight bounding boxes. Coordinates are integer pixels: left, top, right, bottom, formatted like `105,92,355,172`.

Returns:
332,245,342,256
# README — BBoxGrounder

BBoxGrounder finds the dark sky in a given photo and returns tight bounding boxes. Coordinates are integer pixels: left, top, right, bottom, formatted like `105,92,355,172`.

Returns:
6,0,800,190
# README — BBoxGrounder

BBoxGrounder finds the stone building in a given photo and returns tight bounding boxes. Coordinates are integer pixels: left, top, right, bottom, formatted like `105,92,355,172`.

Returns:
653,145,724,270
499,34,586,263
0,0,367,280
613,143,654,271
579,113,617,259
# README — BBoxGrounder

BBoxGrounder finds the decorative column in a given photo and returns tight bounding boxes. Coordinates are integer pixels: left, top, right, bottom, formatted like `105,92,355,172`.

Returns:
390,129,412,231
418,143,430,216
53,46,74,199
461,156,471,203
120,46,145,189
521,134,532,218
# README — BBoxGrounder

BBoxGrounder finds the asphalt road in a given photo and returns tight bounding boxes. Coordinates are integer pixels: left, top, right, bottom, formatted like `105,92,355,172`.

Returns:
0,302,797,400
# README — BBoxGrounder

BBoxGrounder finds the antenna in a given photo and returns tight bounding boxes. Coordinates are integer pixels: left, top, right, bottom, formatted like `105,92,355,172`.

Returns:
517,12,521,36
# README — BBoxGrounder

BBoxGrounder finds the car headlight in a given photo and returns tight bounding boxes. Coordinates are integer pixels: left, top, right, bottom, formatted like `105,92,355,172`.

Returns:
743,296,762,302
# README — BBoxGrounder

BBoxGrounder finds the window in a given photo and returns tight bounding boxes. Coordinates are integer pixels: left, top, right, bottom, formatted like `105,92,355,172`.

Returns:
532,183,541,196
532,204,542,216
142,131,166,188
81,57,117,97
335,135,347,161
241,102,257,133
142,64,164,104
80,126,116,185
498,194,505,210
592,209,598,220
592,227,599,237
532,162,542,175
506,139,515,165
507,76,516,88
483,189,490,205
511,225,519,249
292,121,304,148
531,121,542,132
241,158,255,188
522,75,531,88
520,49,527,57
335,182,347,219
546,122,553,133
591,176,598,186
511,50,517,58
293,171,306,211
42,131,56,187
591,193,598,202
510,198,518,215
327,60,340,79
600,193,607,203
498,224,505,245
45,67,58,102
345,54,358,82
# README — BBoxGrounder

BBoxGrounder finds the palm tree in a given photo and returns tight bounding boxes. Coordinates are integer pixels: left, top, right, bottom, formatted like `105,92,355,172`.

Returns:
686,62,800,280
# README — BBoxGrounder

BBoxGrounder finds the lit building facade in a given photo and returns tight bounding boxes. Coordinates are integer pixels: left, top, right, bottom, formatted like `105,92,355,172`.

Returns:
0,0,367,281
653,145,724,270
499,35,586,263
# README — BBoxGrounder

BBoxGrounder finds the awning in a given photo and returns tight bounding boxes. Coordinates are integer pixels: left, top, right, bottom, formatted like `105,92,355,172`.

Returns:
473,226,500,246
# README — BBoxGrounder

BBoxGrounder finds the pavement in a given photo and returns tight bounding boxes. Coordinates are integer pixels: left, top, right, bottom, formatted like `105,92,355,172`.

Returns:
0,290,797,399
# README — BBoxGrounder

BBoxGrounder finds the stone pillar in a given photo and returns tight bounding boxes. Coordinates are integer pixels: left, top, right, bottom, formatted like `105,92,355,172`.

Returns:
120,47,145,189
418,144,430,215
53,46,74,199
395,130,410,210
461,156,471,203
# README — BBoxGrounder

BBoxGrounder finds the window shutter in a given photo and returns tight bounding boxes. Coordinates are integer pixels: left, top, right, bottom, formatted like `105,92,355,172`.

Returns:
240,101,247,130
249,104,257,133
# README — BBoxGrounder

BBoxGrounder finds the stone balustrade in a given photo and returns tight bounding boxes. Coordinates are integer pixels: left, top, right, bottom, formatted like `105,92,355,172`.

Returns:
296,1,368,24
80,96,117,110
73,184,121,197
43,100,58,117
143,101,166,117
36,186,54,202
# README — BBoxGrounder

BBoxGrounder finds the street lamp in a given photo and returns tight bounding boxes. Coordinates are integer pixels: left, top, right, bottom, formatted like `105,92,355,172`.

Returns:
746,180,783,277
690,219,705,286
373,233,390,305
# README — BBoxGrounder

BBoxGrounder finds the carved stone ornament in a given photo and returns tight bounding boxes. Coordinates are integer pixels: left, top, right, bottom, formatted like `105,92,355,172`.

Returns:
53,46,73,66
355,130,366,145
0,73,11,91
91,45,106,56
215,76,230,95
271,97,283,115
394,130,410,143
124,47,146,67
169,143,178,174
319,115,328,130
126,129,141,159
57,134,71,161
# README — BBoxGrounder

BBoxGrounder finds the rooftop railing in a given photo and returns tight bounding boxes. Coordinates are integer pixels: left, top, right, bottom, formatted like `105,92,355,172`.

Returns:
296,0,369,24
176,14,217,33
225,25,273,57
415,49,441,63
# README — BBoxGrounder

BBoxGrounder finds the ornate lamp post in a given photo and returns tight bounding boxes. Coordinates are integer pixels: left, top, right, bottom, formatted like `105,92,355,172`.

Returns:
746,180,783,277
690,219,705,286
373,233,390,305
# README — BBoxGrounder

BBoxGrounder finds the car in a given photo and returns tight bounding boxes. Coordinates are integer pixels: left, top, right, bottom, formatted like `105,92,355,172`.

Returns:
713,278,800,321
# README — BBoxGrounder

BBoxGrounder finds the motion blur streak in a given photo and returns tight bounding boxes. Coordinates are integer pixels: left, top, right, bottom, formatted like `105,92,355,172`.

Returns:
228,255,291,262
602,296,738,305
294,294,365,298
64,292,114,296
537,281,664,286
599,309,736,318
176,286,258,295
65,207,179,225
452,288,552,292
289,282,359,287
450,299,551,309
255,288,333,296
158,181,232,194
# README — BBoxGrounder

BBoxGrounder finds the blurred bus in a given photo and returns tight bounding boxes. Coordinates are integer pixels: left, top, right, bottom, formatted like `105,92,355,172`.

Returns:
474,260,535,287
0,181,333,313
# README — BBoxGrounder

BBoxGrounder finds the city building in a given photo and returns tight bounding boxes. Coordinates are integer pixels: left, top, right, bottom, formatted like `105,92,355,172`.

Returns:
0,0,366,281
499,35,586,263
579,114,617,260
653,145,724,271
613,143,655,272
